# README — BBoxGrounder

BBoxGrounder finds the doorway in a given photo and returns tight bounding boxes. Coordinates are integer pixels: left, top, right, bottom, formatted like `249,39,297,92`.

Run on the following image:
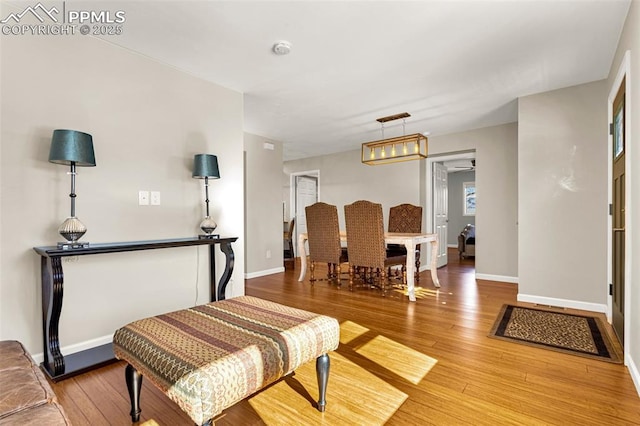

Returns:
608,50,630,351
290,171,319,257
426,151,476,271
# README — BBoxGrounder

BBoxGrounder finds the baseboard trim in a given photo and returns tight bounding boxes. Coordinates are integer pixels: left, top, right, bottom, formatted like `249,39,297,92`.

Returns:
475,273,518,284
627,353,640,397
245,267,285,279
32,334,114,364
516,294,607,314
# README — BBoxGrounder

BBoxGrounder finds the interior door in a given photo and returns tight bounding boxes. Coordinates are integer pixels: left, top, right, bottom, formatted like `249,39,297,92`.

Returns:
295,175,318,257
434,162,448,267
612,77,625,345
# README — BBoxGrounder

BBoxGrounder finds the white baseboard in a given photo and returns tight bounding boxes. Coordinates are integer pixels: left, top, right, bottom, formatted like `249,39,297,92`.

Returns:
475,273,518,284
516,294,607,313
447,244,458,248
627,353,640,397
32,334,114,364
245,267,285,279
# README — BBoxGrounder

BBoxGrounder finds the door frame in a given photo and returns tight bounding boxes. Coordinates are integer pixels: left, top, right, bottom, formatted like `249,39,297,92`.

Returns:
426,150,476,268
289,170,320,257
607,50,631,362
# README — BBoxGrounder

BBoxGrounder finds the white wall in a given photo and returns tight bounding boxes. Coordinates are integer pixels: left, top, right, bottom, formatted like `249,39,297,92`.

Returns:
244,133,285,277
607,0,640,391
0,31,245,356
518,80,607,310
284,123,518,280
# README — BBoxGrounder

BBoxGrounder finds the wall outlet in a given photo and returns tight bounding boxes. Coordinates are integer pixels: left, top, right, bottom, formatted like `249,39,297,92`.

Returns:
266,249,272,259
139,190,149,205
151,191,161,205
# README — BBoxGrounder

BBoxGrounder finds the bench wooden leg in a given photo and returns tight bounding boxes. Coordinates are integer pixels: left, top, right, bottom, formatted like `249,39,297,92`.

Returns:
125,364,143,422
316,353,330,412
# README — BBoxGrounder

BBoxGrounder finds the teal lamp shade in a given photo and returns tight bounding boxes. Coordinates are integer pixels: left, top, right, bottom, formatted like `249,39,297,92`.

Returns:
192,154,220,179
49,129,96,166
49,129,96,247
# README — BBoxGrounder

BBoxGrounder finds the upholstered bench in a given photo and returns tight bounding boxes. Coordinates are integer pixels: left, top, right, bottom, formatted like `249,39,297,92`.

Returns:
113,296,340,425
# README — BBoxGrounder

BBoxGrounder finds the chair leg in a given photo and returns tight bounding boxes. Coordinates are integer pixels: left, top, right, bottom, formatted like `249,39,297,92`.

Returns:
381,269,388,296
328,263,336,280
310,261,316,283
349,264,355,291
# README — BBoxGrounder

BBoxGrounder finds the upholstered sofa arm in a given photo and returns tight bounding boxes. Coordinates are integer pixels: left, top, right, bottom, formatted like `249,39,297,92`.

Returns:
0,340,71,425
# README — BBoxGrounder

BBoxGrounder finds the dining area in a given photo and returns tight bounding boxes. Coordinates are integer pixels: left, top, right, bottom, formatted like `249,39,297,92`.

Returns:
296,201,441,302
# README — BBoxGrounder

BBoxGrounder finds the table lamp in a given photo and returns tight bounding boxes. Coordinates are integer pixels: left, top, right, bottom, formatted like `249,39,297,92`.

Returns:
192,154,220,238
48,129,96,248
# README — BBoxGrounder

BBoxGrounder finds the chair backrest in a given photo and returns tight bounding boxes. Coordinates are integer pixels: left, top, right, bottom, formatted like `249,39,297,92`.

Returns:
305,203,342,264
388,204,422,233
344,200,386,269
284,218,295,258
287,217,296,237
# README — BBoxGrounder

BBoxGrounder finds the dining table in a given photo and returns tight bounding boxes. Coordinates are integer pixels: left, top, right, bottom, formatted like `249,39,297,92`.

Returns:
297,231,441,302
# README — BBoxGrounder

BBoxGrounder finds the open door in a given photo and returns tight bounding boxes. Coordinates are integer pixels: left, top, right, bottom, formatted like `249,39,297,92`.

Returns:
434,162,448,268
294,175,318,257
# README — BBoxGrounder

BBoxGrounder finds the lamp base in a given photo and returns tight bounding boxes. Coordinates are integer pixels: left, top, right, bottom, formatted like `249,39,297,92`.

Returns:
198,234,220,239
57,241,90,250
58,216,87,243
199,216,217,235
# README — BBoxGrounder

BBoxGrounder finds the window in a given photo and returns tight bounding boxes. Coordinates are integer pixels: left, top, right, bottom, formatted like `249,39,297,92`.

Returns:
463,182,476,216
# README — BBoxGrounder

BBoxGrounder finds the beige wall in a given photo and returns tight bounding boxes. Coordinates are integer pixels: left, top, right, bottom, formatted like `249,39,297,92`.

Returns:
0,31,245,356
284,149,421,231
607,0,640,386
428,123,519,279
284,123,518,280
518,80,608,309
244,133,285,276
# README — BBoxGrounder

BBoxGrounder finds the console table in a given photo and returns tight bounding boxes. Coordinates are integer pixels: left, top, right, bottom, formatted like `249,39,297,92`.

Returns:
33,236,238,381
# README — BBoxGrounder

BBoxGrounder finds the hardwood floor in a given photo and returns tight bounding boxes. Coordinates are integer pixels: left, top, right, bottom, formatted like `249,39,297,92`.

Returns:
50,250,640,425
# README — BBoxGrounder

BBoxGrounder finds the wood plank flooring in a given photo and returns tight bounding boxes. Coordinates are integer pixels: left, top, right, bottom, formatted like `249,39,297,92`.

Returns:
50,249,640,425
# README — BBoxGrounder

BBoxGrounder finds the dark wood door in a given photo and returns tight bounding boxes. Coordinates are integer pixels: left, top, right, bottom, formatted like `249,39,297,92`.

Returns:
612,77,625,345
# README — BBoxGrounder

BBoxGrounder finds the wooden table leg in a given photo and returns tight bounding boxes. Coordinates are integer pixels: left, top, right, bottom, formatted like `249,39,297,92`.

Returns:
41,256,65,377
298,234,307,282
217,242,235,301
430,239,441,288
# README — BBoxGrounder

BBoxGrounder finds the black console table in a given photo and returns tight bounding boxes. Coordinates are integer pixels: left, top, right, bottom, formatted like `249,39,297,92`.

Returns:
33,236,238,381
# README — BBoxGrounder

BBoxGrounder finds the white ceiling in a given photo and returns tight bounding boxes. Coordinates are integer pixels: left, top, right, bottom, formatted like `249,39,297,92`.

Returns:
89,1,630,160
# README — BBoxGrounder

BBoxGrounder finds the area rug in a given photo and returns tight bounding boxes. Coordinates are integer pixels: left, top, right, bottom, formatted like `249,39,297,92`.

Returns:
488,304,622,363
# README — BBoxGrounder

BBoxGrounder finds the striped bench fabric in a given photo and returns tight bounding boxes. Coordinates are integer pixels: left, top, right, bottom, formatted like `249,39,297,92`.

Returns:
113,296,340,425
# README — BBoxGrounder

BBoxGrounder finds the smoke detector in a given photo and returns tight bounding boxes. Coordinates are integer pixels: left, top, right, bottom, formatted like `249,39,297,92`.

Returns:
272,40,292,55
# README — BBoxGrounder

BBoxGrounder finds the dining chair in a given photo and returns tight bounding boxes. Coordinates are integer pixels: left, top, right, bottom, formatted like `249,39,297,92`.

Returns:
344,200,406,295
305,202,348,283
387,203,423,282
283,217,296,270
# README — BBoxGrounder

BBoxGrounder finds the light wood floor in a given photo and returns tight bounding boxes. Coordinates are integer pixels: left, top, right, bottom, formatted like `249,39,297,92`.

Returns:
51,249,640,425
